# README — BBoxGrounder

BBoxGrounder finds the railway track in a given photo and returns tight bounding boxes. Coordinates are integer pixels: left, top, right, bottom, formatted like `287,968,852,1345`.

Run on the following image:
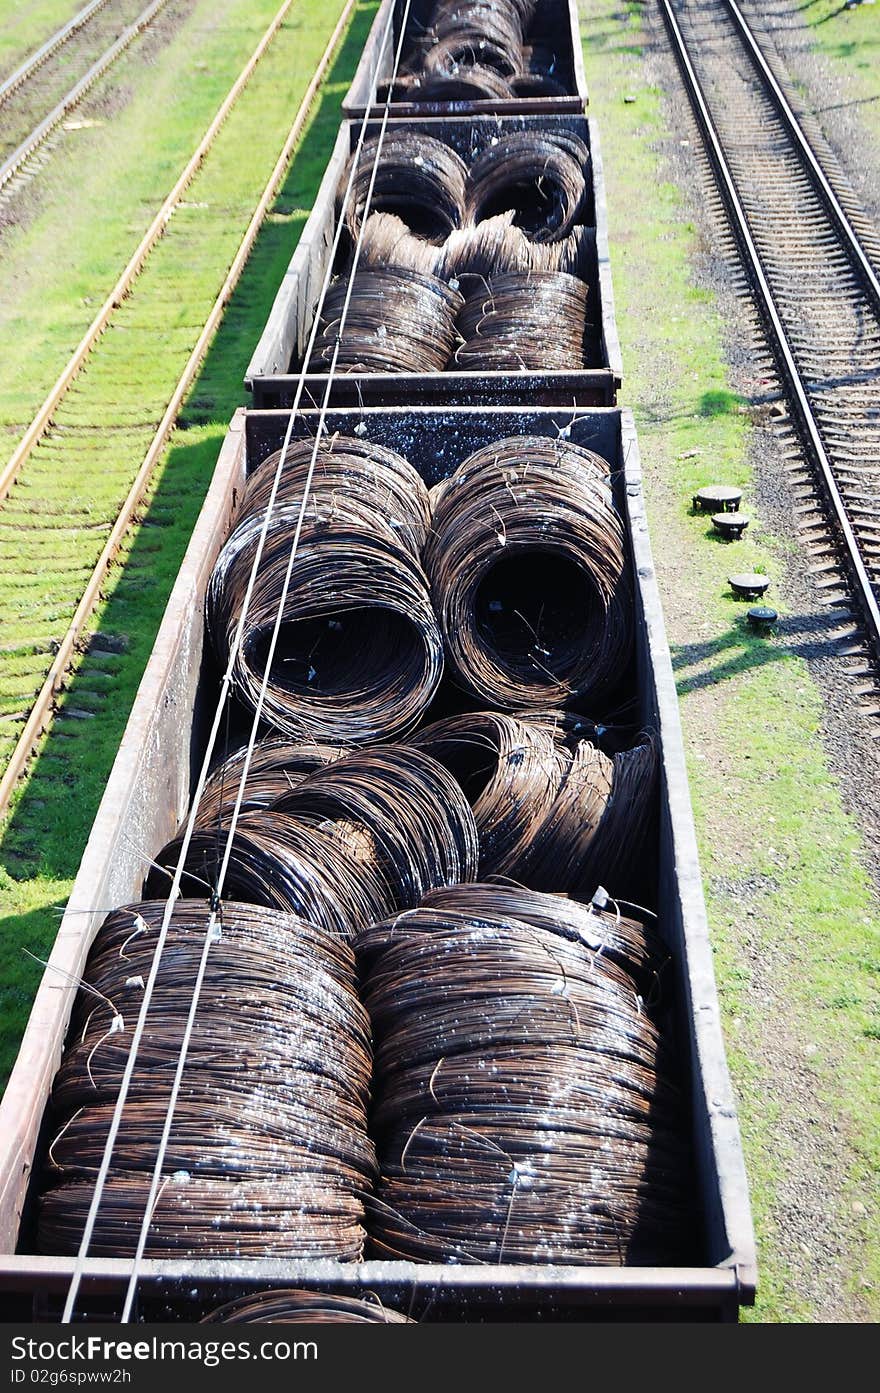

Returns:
0,0,176,195
0,0,357,821
661,0,880,696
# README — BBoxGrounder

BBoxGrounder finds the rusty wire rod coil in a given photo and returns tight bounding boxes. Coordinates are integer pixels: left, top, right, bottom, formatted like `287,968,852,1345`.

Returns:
341,131,468,243
312,266,464,374
271,744,479,910
202,1290,414,1323
410,711,565,876
404,64,514,101
453,270,589,371
416,881,669,999
424,437,632,710
39,901,375,1261
437,213,591,282
191,737,351,831
356,887,691,1266
574,729,660,905
464,130,589,243
359,212,442,277
206,436,443,744
237,434,433,554
421,24,523,82
143,812,393,935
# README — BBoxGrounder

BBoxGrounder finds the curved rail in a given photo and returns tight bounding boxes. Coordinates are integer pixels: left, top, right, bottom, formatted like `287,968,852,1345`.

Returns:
0,0,357,822
659,0,880,662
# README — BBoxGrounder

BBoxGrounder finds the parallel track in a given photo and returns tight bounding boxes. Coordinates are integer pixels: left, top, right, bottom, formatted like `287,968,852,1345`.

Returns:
661,0,880,669
0,0,357,821
0,0,176,193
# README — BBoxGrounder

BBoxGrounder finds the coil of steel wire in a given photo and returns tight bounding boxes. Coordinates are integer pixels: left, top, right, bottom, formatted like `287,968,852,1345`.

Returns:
513,44,568,97
513,732,613,887
421,23,523,83
415,881,669,999
312,266,464,374
573,729,660,904
465,131,589,243
359,213,441,278
424,437,632,710
271,745,479,910
236,435,433,556
341,132,467,243
404,65,515,102
205,435,443,745
39,900,375,1260
192,737,350,831
356,886,691,1266
437,214,591,282
202,1290,414,1323
143,812,393,935
453,270,588,371
410,712,565,876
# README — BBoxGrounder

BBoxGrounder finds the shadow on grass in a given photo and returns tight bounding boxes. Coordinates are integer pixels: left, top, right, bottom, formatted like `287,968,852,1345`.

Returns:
0,1,378,1081
671,607,850,697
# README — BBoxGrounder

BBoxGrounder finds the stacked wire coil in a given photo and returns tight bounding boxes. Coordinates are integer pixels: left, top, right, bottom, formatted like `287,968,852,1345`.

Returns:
463,130,588,241
202,1290,413,1323
312,267,464,374
454,270,588,370
393,0,572,105
39,901,375,1260
205,436,443,744
317,126,593,377
424,436,632,710
357,884,691,1265
342,132,468,243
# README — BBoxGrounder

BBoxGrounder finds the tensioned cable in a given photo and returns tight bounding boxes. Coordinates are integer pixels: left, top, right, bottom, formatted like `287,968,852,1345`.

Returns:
61,0,417,1323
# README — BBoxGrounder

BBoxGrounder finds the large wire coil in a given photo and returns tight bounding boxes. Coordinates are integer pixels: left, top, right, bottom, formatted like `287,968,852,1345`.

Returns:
454,270,588,371
464,131,589,243
356,885,691,1266
271,744,480,910
411,712,565,876
39,901,375,1260
143,813,393,936
192,737,350,831
341,132,468,243
312,266,464,374
424,437,632,710
205,435,443,745
202,1290,414,1323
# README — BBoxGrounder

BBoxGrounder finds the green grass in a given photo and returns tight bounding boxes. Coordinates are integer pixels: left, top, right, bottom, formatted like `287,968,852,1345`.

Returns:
0,0,378,1088
0,0,321,440
803,0,880,141
578,0,879,1320
0,0,83,79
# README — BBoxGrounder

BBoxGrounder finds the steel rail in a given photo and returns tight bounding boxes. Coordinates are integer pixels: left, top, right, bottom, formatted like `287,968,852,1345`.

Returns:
0,0,115,108
0,0,173,192
659,0,880,662
0,0,357,826
724,0,880,316
0,0,299,509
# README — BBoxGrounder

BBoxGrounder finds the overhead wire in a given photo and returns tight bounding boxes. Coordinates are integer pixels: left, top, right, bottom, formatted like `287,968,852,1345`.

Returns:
60,0,419,1323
